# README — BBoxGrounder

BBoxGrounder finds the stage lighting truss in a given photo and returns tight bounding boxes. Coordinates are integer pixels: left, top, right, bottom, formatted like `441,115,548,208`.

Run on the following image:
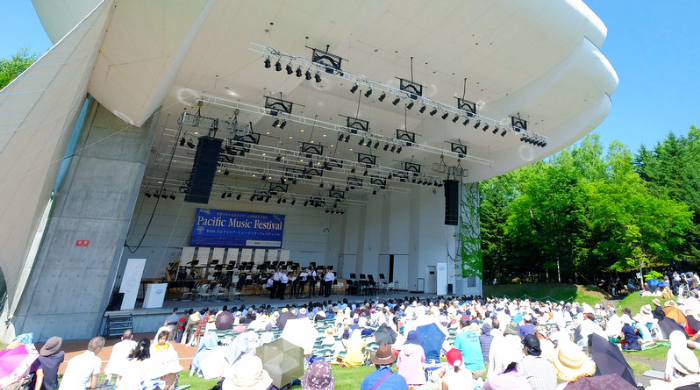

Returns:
370,176,387,189
395,129,416,146
357,153,377,167
329,189,345,200
346,177,363,189
268,183,289,195
264,96,294,115
450,142,468,158
250,43,549,144
200,92,495,166
401,162,421,175
300,142,324,158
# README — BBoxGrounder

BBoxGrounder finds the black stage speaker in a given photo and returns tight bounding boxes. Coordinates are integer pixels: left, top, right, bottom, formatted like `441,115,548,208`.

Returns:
185,136,223,203
444,179,459,225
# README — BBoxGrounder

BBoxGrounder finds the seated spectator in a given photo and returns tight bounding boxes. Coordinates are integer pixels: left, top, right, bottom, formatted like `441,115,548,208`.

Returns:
222,355,273,390
58,336,105,390
360,344,408,390
482,335,531,390
104,330,136,382
342,329,366,367
301,360,335,390
190,332,219,377
619,314,641,351
30,336,65,390
551,342,596,388
479,322,494,362
440,348,474,390
117,338,152,390
232,317,247,333
520,335,556,390
454,319,485,380
397,331,426,386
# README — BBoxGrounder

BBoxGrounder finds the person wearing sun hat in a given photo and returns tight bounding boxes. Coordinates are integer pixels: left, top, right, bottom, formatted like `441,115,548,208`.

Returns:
550,341,596,386
29,336,65,390
360,343,407,390
222,355,273,390
483,334,531,389
646,331,700,389
301,360,335,390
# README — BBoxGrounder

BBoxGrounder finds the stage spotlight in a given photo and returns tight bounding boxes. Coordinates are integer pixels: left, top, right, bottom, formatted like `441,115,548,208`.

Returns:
350,84,358,93
277,198,282,204
373,190,377,195
179,137,185,146
406,101,414,110
344,134,350,143
295,67,302,77
250,195,255,201
363,169,368,176
501,130,507,137
221,192,226,199
351,167,356,173
236,193,241,200
492,127,498,134
291,198,296,205
452,115,460,123
285,63,293,75
276,155,282,162
383,144,389,151
304,200,309,206
366,140,372,148
396,146,402,154
320,182,324,188
187,140,195,149
264,57,272,68
374,142,379,149
279,120,287,129
473,120,481,129
314,72,322,83
265,197,270,203
338,133,344,141
390,145,396,152
462,117,470,126
378,92,386,102
275,60,282,71
224,169,229,176
364,88,372,98
292,178,297,184
170,193,176,200
429,108,438,116
272,119,280,127
359,138,365,146
144,191,151,198
227,192,232,198
305,69,312,80
392,97,401,105
441,112,449,120
419,105,426,113
484,124,491,132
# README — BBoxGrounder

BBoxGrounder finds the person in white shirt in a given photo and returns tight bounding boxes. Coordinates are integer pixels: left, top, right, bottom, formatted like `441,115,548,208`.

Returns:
323,268,335,297
308,267,318,298
59,337,105,390
295,269,308,298
104,330,137,382
271,269,282,299
278,270,289,300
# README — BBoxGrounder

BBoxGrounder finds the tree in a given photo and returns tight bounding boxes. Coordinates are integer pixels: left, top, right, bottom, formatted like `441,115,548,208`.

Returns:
0,48,38,91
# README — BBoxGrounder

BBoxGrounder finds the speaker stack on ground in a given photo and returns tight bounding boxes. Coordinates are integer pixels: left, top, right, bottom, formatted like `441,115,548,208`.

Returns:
444,179,459,226
185,136,223,204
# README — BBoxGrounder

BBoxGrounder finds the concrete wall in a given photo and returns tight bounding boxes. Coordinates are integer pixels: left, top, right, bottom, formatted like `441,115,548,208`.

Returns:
13,102,156,341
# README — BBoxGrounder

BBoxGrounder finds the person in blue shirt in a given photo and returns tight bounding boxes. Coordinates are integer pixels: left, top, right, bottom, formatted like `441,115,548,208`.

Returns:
360,343,407,390
453,318,486,379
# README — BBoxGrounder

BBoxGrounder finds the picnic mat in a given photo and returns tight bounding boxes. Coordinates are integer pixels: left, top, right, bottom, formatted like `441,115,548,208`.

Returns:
622,341,669,351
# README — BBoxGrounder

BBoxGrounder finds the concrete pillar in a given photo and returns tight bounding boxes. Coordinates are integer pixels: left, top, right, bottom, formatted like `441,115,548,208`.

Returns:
13,101,156,341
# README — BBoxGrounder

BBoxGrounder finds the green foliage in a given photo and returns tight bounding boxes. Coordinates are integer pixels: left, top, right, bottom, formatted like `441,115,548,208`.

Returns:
0,48,38,91
480,133,694,283
644,270,663,281
459,183,483,278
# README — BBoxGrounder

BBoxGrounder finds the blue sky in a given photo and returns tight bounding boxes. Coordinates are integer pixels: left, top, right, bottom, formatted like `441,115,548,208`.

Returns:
2,1,699,153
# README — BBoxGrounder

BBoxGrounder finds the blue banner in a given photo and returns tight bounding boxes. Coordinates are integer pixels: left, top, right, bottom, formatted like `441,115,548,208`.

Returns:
190,209,285,248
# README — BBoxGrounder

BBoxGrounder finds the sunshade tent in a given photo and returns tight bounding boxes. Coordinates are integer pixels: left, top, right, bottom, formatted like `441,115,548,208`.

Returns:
281,318,318,354
256,338,304,388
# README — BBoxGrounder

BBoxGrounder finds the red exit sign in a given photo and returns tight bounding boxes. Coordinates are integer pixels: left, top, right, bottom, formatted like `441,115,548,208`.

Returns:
75,240,90,247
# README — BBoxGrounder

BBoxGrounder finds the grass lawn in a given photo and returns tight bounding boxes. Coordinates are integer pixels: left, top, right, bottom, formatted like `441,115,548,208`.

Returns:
614,294,676,317
177,364,381,390
627,359,653,375
483,283,611,305
622,344,700,361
